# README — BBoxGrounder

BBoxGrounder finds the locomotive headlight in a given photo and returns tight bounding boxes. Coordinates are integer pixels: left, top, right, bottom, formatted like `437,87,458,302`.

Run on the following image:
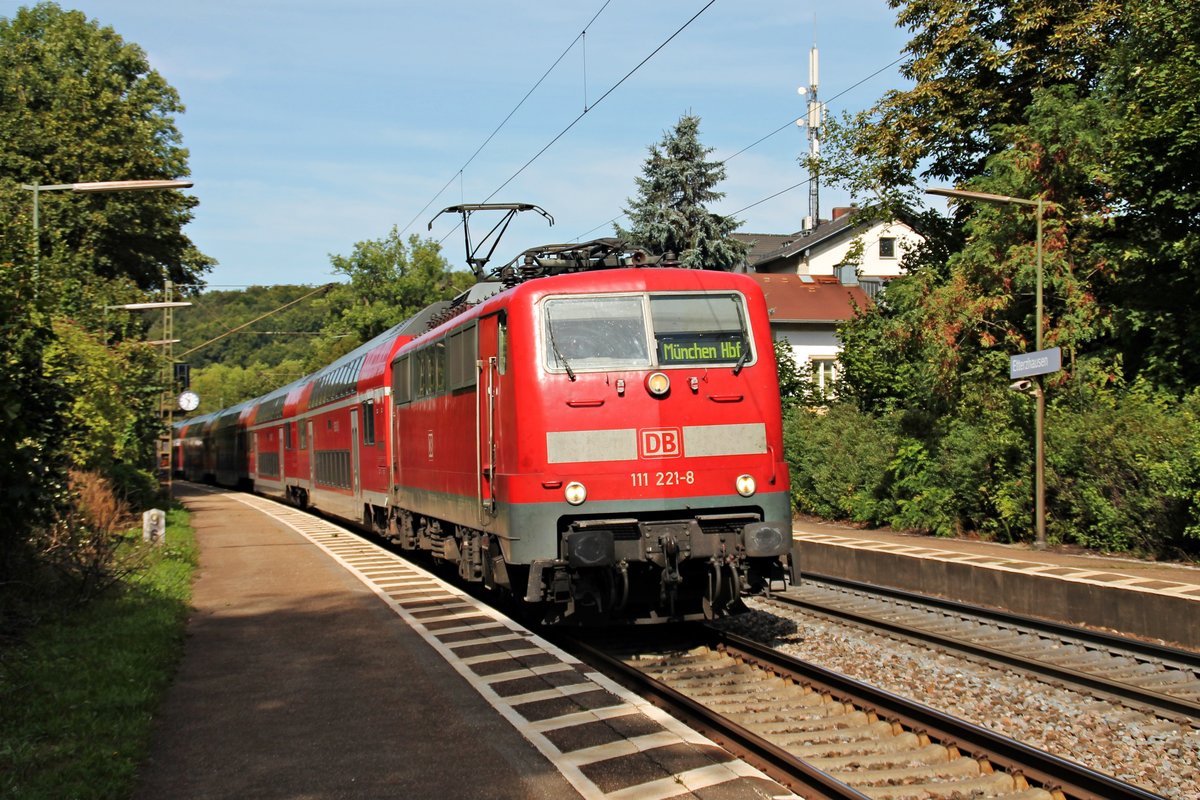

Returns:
735,474,757,497
645,372,670,397
564,481,588,505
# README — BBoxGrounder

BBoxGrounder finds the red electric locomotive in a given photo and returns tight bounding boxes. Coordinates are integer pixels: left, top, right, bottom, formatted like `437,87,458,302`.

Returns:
178,237,794,625
386,265,793,623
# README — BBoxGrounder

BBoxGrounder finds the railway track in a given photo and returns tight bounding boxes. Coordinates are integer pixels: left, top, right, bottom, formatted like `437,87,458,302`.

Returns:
774,575,1200,724
569,628,1166,800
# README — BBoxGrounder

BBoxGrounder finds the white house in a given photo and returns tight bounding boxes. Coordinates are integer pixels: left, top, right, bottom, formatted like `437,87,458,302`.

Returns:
733,208,922,391
744,273,870,393
735,207,924,286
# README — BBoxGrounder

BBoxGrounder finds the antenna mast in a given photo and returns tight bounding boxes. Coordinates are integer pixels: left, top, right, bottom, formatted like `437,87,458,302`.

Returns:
796,45,822,230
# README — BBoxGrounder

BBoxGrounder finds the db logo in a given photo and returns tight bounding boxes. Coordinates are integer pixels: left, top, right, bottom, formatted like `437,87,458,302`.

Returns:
640,427,682,459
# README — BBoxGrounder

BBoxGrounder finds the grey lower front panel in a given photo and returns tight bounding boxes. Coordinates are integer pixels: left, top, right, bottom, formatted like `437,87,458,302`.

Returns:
392,484,792,565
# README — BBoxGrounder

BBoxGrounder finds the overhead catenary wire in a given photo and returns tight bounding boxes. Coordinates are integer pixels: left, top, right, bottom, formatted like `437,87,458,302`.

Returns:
177,282,335,358
570,52,910,242
433,0,720,247
396,0,616,241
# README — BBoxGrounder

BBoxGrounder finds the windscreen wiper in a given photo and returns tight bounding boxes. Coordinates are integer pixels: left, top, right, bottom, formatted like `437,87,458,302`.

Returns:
547,321,577,381
732,340,751,375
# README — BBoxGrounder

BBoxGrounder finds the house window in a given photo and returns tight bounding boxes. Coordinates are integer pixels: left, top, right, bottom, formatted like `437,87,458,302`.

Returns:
879,237,897,259
810,357,838,393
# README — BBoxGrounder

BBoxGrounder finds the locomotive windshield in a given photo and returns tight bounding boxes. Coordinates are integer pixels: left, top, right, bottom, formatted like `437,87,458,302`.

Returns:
543,292,751,372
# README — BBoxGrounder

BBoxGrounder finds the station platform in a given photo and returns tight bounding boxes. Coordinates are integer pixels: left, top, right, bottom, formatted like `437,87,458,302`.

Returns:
791,517,1200,651
135,485,797,800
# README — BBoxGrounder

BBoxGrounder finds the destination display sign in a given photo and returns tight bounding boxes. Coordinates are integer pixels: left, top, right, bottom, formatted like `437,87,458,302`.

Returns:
657,334,746,365
1010,346,1062,379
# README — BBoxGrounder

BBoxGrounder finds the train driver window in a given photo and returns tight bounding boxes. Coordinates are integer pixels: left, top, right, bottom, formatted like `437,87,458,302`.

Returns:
543,296,650,372
650,293,751,367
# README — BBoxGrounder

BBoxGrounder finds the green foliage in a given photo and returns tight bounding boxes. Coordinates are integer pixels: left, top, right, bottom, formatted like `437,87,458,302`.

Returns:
322,227,474,349
773,339,804,412
0,4,209,590
857,0,1119,182
189,359,307,414
781,0,1200,557
0,279,65,577
174,230,472,413
616,114,749,270
172,285,330,372
782,386,1200,557
1048,383,1200,555
782,404,898,523
885,438,956,536
0,509,196,799
0,3,213,307
43,319,160,477
1100,0,1200,390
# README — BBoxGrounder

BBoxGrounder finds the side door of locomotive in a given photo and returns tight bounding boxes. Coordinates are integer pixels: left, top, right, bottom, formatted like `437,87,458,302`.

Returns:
475,313,504,523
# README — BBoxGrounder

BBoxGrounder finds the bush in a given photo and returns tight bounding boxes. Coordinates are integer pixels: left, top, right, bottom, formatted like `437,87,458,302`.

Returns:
1048,382,1199,556
25,470,146,607
783,403,897,524
778,382,1200,557
933,403,1032,541
106,462,161,511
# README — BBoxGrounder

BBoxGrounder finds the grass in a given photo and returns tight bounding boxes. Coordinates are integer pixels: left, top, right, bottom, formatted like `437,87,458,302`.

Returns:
0,508,197,800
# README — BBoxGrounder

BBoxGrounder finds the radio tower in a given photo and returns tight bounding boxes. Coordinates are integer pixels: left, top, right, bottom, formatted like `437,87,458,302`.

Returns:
797,45,822,230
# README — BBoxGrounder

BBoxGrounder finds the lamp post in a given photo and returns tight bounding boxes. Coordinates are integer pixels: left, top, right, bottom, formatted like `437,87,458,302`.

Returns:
21,179,194,295
926,187,1049,549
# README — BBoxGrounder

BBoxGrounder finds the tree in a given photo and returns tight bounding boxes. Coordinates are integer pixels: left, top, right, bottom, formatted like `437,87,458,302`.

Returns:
0,4,211,592
616,115,748,270
321,227,474,348
792,0,1200,553
1099,0,1200,388
0,2,212,310
846,0,1121,183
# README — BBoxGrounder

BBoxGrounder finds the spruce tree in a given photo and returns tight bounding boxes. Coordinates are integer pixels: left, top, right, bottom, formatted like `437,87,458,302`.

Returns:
616,115,748,270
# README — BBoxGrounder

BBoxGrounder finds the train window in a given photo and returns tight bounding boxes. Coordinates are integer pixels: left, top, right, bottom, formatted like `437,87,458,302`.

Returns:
284,422,293,450
447,325,477,391
432,340,446,394
394,355,411,404
543,296,651,371
650,294,751,366
416,348,429,397
299,420,307,449
361,400,375,445
497,316,507,375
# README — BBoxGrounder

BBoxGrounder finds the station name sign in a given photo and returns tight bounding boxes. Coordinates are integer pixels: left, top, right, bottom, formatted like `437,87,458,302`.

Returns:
1010,347,1061,379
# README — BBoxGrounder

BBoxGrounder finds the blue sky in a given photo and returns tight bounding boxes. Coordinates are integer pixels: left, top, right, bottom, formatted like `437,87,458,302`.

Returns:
41,1,913,288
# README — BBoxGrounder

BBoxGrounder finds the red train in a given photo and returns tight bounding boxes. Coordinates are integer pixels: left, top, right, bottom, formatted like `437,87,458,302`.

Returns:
176,262,794,624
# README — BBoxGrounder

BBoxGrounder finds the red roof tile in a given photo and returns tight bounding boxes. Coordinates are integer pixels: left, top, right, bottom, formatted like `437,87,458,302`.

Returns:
747,273,871,323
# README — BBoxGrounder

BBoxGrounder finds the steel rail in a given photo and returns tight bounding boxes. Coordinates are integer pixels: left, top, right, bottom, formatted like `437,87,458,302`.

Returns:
713,628,1166,800
567,636,873,800
779,575,1200,722
804,573,1200,663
